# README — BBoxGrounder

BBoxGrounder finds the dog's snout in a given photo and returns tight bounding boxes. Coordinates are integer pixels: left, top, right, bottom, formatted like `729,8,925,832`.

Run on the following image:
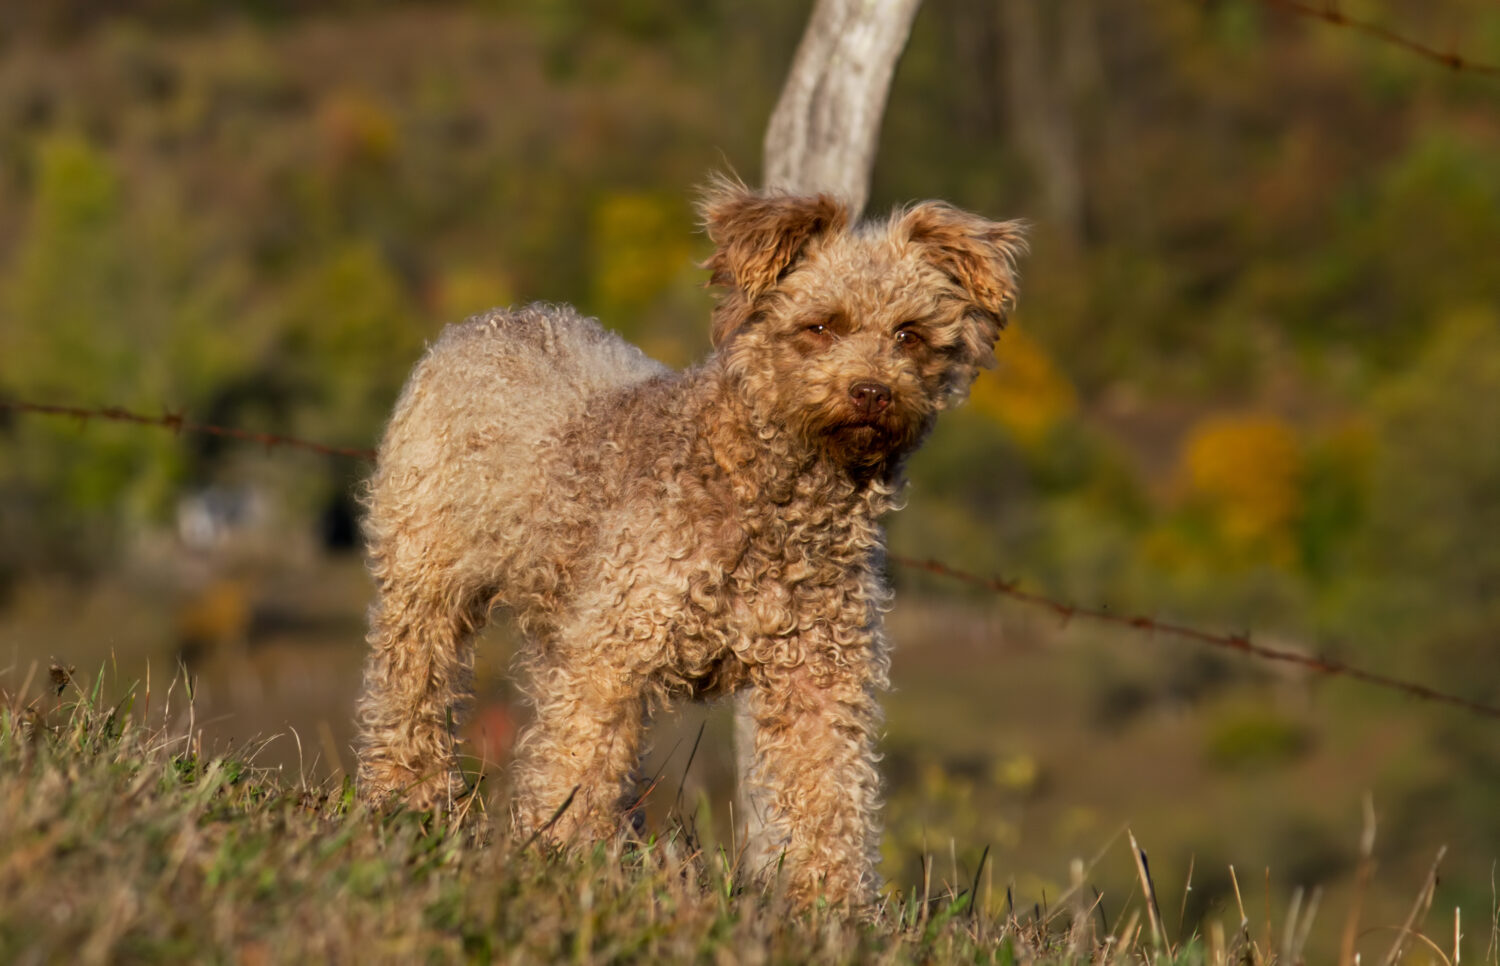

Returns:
849,381,892,416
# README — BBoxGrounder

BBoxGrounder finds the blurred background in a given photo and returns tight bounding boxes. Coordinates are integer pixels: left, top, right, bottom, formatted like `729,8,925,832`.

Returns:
1,0,1497,954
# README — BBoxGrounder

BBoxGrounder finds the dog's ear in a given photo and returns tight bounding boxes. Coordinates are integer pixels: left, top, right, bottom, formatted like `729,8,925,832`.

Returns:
700,177,850,346
901,202,1028,405
901,202,1028,361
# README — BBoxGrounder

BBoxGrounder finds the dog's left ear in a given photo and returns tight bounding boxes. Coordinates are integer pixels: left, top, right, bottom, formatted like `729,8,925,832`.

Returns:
700,178,850,346
901,202,1028,367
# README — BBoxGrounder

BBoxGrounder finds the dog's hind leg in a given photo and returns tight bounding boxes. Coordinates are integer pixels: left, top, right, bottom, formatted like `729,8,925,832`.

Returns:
355,562,485,814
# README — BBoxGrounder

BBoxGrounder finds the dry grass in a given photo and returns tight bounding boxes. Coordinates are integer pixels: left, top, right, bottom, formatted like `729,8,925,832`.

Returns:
0,665,1472,965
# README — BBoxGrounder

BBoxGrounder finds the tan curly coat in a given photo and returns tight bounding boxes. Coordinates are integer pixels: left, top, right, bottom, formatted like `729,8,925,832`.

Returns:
355,180,1025,906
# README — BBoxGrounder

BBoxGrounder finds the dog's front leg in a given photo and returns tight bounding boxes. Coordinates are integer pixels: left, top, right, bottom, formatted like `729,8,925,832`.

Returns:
511,644,650,845
743,657,885,908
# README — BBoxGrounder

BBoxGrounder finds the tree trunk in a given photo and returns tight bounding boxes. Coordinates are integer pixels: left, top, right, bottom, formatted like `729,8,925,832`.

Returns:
762,0,924,217
999,0,1097,246
736,0,923,872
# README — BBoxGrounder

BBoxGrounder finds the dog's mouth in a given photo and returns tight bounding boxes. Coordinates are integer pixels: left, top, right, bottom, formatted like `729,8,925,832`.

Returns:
825,410,897,436
817,412,924,468
827,423,883,449
831,415,885,433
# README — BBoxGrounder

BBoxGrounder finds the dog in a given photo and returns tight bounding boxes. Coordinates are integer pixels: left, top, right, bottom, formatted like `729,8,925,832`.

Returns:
355,178,1026,906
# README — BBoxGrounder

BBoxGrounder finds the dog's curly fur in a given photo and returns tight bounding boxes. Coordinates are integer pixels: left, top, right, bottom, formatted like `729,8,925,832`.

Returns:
355,179,1026,906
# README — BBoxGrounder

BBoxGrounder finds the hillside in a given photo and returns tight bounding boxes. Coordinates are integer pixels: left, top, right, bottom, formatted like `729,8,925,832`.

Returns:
0,674,1462,964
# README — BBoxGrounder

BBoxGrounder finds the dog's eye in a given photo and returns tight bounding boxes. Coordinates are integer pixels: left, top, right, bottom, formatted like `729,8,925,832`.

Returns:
802,318,837,340
894,326,925,347
793,318,836,355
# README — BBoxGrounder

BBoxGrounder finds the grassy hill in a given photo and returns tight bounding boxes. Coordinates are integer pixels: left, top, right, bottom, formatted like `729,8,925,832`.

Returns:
1,667,1466,965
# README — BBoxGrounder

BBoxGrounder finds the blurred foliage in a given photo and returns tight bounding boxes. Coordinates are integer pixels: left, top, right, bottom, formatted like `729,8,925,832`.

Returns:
1178,414,1303,562
0,0,1491,668
273,241,424,446
1,134,252,562
1350,310,1500,691
883,753,1024,889
970,324,1077,447
588,190,701,364
1202,702,1312,771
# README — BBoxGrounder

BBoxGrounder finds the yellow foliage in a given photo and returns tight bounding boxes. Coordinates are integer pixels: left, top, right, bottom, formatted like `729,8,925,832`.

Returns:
590,192,694,317
991,752,1039,792
317,89,397,166
176,579,251,647
1140,525,1201,570
1321,418,1373,467
1178,414,1302,551
435,265,513,323
969,324,1077,445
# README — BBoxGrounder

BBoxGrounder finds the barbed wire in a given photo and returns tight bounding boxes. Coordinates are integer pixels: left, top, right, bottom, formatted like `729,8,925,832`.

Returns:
6,396,1500,722
0,399,377,461
1252,0,1500,78
892,555,1500,722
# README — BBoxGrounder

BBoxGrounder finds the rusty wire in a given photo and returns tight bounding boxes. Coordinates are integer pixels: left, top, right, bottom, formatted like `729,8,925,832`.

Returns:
5,395,1499,722
893,554,1500,721
0,398,377,461
1253,0,1500,77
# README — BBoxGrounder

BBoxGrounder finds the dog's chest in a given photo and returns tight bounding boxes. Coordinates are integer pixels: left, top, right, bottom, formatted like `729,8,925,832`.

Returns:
669,479,882,672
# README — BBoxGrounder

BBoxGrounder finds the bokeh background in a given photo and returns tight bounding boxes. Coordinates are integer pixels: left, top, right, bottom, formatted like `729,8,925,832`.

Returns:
2,0,1498,955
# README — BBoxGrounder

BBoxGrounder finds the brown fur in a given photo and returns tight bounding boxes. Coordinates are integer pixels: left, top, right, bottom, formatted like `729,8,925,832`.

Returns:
355,179,1026,907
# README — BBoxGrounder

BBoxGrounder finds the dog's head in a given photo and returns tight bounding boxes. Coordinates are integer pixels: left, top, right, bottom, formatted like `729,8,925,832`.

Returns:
700,178,1028,474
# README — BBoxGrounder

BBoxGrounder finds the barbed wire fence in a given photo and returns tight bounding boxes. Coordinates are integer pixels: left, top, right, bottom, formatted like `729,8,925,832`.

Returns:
0,399,377,460
4,395,1498,724
1251,0,1500,78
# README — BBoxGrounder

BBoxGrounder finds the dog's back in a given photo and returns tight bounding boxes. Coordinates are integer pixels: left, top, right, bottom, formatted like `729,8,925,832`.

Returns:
385,303,664,462
364,303,666,605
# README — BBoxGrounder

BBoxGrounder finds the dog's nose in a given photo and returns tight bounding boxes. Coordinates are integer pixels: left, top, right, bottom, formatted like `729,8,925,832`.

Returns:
849,381,892,416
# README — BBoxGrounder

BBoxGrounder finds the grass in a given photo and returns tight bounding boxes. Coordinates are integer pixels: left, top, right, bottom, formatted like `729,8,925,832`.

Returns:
0,666,1471,965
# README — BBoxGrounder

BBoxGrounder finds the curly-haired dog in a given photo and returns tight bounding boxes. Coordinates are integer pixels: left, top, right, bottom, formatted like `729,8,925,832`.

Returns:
356,180,1026,906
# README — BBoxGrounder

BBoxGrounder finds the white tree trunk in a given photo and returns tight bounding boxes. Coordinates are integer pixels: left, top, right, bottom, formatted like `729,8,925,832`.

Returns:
736,0,923,871
762,0,924,217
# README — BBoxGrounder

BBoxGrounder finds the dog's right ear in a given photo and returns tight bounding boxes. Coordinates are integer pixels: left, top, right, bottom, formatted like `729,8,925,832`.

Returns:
699,177,849,346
